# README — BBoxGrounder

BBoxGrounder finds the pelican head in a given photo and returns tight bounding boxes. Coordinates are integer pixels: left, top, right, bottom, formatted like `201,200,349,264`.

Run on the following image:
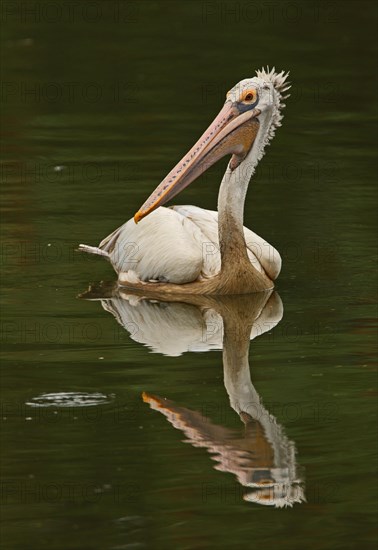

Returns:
134,67,290,223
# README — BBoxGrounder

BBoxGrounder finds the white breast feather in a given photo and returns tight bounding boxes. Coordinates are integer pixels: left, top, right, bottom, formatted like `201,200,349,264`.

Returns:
172,205,281,280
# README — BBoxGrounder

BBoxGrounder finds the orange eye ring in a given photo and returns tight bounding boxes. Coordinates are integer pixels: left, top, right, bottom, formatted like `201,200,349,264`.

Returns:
244,91,256,102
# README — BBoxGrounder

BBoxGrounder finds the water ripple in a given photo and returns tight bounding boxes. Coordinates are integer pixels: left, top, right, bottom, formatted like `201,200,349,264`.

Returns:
26,392,115,408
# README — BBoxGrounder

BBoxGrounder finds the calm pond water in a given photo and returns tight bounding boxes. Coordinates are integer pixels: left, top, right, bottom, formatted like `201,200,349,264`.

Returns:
1,1,377,549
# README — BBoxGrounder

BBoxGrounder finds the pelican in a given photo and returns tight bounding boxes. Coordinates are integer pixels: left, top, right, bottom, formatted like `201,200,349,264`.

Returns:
79,68,290,295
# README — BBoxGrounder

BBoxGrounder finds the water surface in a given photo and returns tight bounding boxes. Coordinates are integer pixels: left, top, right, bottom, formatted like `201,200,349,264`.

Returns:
1,1,377,549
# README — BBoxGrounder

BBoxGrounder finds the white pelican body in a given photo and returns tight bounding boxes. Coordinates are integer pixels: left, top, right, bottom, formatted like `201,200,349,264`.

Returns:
89,205,281,285
79,68,290,295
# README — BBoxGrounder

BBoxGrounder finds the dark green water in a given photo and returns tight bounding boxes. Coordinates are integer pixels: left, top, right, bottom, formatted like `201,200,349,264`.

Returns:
1,1,377,549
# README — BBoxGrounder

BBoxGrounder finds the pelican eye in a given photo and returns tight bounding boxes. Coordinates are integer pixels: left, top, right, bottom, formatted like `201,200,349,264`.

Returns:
242,90,257,103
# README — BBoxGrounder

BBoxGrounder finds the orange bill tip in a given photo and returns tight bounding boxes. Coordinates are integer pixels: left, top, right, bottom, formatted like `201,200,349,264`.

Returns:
141,391,150,402
133,211,143,224
142,392,167,409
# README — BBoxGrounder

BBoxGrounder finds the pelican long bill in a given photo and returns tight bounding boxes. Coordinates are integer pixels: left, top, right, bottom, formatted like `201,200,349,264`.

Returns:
134,102,261,223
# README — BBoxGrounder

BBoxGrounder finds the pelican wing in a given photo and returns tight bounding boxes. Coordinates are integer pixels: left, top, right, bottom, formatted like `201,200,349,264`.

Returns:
98,207,204,284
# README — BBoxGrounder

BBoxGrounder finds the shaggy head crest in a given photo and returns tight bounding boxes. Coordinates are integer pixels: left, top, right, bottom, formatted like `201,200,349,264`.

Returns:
245,66,291,165
255,66,291,100
256,67,291,130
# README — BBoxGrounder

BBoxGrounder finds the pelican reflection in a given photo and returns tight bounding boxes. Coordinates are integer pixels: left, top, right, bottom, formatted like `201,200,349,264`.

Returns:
80,284,305,507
